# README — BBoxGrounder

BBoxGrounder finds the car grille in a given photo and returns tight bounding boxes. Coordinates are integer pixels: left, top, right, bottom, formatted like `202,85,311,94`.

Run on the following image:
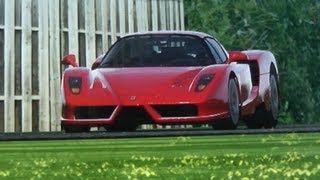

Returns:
152,104,198,117
75,106,116,119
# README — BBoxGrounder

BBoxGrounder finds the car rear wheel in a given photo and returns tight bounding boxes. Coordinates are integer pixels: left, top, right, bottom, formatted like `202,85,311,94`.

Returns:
245,71,279,129
244,108,264,129
263,73,279,128
213,78,240,130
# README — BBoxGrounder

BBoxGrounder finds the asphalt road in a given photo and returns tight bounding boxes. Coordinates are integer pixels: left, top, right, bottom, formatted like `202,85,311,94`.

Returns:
0,125,320,141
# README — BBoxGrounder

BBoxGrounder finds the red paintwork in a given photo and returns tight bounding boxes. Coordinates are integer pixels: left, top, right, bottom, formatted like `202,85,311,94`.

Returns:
62,54,78,67
60,31,278,128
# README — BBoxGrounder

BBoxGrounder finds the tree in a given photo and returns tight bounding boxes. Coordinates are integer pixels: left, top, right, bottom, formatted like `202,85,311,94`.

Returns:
185,0,320,124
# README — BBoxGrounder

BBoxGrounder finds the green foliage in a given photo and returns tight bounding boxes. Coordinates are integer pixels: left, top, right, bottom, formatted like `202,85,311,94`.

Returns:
185,0,320,124
0,134,320,179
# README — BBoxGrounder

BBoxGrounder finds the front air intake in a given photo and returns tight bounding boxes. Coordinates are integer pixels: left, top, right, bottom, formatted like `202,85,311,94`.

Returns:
152,104,198,117
75,106,116,119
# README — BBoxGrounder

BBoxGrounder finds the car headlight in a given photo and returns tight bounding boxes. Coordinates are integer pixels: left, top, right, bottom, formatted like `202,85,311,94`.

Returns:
195,74,214,92
68,77,82,94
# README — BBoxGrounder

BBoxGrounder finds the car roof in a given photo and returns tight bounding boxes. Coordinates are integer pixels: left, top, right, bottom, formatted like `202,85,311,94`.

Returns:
121,30,213,39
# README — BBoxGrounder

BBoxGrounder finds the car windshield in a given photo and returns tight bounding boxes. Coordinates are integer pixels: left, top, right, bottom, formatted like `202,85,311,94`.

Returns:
99,34,213,68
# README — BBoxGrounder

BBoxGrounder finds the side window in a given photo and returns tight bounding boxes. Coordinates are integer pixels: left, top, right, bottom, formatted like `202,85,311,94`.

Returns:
205,38,228,63
204,40,220,64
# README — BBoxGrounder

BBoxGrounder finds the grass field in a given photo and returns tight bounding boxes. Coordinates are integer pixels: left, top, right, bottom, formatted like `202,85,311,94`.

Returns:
0,133,320,179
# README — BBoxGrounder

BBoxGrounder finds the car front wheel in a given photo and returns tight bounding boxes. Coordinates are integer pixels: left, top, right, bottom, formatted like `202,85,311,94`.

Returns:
213,78,240,130
244,71,279,129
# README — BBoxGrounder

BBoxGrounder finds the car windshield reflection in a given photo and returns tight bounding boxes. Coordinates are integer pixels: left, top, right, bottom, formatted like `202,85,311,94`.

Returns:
99,35,213,68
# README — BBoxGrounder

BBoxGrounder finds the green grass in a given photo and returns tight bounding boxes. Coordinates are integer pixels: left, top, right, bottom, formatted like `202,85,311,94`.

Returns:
0,133,320,179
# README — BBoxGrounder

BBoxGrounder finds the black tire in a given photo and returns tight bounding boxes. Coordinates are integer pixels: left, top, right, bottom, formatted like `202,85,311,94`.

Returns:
63,126,90,133
263,72,279,128
244,107,264,129
213,78,240,130
245,71,279,129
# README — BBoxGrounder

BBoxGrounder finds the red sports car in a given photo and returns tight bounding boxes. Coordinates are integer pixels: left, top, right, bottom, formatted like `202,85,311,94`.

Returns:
61,31,279,132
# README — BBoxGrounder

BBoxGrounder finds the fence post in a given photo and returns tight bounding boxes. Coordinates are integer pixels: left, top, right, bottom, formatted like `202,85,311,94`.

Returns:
100,0,109,52
169,0,174,30
38,0,50,131
151,0,158,31
21,0,33,132
175,0,180,30
128,0,134,33
119,0,126,36
136,0,142,31
68,0,79,64
4,0,15,132
110,0,117,43
180,0,185,30
85,0,96,66
159,0,166,30
49,0,61,131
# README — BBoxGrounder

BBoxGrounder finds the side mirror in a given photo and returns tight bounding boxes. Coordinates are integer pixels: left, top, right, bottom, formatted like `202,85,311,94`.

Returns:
91,60,101,70
228,51,248,62
91,54,104,70
62,54,78,67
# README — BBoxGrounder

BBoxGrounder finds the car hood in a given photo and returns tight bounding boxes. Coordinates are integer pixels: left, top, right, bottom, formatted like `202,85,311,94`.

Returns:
93,67,203,96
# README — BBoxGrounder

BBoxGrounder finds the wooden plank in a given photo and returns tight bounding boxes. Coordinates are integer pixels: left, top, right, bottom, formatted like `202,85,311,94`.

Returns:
0,0,4,26
38,0,50,131
49,0,61,131
78,0,85,30
169,0,174,30
0,22,3,97
60,0,68,29
151,0,158,31
15,100,22,132
118,0,125,35
5,95,41,101
110,0,117,43
127,0,134,33
142,0,149,31
174,0,180,30
100,0,109,51
3,0,15,132
179,0,185,30
21,0,32,132
94,0,102,55
159,0,166,30
0,101,3,133
136,0,148,31
14,31,22,96
31,0,39,27
95,0,102,32
15,0,22,26
85,0,96,66
135,0,142,31
31,15,40,132
68,0,79,63
59,0,68,67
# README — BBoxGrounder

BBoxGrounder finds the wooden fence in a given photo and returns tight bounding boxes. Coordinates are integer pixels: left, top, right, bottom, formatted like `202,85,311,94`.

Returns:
0,0,185,132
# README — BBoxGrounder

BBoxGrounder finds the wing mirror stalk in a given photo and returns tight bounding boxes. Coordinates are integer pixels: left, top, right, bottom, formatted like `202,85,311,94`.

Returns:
62,54,104,70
